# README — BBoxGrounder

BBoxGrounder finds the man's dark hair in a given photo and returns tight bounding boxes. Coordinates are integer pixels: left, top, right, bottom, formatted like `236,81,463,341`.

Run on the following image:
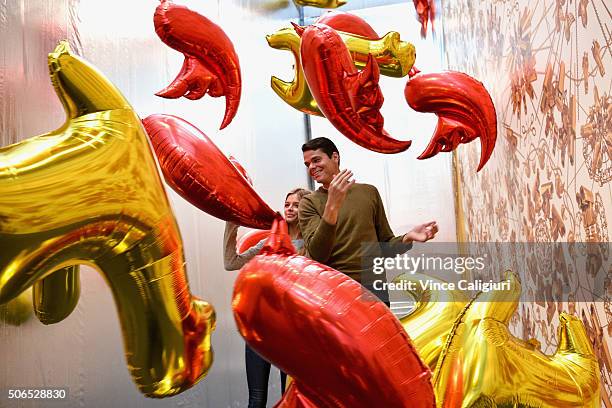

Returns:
301,137,339,159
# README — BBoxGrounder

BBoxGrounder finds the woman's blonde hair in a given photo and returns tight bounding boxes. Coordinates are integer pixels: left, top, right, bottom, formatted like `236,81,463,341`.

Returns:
285,188,311,202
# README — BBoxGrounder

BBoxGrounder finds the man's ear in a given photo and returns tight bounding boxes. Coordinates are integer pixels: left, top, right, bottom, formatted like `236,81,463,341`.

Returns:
332,151,340,164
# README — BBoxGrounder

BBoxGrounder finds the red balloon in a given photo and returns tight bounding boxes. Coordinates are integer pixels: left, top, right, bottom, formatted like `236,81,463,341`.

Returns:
228,155,253,186
404,69,497,171
233,217,436,408
154,0,241,129
295,23,412,154
413,0,436,38
237,229,270,253
142,114,276,229
315,11,378,39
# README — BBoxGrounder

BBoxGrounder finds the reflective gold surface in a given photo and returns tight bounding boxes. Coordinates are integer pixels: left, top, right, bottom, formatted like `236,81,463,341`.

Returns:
266,26,415,115
267,27,322,116
0,288,32,326
396,273,469,371
433,272,601,407
293,0,346,8
0,41,215,398
33,266,80,325
342,30,415,77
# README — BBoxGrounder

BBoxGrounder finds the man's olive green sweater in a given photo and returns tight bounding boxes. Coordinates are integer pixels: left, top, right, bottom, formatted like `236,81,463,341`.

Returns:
298,183,411,282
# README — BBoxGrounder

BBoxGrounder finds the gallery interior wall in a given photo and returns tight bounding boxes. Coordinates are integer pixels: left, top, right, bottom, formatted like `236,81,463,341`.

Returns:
441,0,611,405
0,1,455,407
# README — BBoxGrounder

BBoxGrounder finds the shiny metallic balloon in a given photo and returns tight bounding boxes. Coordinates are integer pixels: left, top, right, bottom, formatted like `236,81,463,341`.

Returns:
404,70,498,171
267,26,322,116
0,288,32,326
142,114,277,229
413,0,436,39
396,273,469,371
0,41,215,398
297,23,412,154
267,14,415,116
433,272,601,407
237,229,270,253
293,0,346,8
233,217,436,408
229,155,254,185
315,11,416,78
316,10,378,37
33,266,80,325
154,0,241,129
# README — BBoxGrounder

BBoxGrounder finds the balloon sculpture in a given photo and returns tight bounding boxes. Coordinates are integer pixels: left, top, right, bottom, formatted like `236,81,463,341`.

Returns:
33,265,80,325
396,273,469,370
232,217,436,407
413,0,435,39
154,0,241,129
229,155,254,185
293,0,346,8
0,288,32,326
404,70,498,171
237,229,270,253
142,114,277,229
433,272,600,407
296,23,412,154
267,12,414,116
0,41,215,398
316,11,378,37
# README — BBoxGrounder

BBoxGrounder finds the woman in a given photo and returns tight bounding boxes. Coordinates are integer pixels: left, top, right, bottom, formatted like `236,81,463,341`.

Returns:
223,187,310,408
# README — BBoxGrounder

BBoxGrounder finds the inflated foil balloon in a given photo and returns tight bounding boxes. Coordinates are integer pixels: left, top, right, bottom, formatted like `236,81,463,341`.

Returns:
0,41,215,398
267,15,415,115
228,155,253,185
248,0,290,14
433,272,601,407
0,288,32,326
404,70,497,171
311,12,416,77
316,10,377,37
154,0,241,129
413,0,435,38
396,273,468,371
33,266,80,325
143,114,276,230
237,229,270,253
233,217,436,408
296,23,412,154
293,0,346,8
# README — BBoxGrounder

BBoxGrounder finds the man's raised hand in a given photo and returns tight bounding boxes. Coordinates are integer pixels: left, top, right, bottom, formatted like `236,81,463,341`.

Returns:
323,169,355,225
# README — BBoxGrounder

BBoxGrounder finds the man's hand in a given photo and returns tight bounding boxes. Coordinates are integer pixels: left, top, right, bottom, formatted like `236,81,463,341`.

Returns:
402,221,438,244
323,169,355,225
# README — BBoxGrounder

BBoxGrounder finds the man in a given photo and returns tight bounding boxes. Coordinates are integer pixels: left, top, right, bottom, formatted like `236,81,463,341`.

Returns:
298,137,438,301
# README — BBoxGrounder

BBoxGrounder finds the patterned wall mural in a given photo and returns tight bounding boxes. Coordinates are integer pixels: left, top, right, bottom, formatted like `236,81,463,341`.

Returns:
442,0,611,405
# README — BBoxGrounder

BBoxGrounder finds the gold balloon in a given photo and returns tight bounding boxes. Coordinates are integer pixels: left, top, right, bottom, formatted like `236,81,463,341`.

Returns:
293,0,346,7
433,271,601,407
396,273,469,371
342,31,415,77
267,27,322,116
0,288,32,326
266,27,415,115
0,41,215,398
251,0,290,13
33,266,80,325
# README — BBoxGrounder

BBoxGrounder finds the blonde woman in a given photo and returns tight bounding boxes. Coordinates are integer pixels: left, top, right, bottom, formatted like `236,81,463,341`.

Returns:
223,188,310,408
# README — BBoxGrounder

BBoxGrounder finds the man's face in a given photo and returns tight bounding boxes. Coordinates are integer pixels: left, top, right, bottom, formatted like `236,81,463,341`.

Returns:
303,149,339,187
